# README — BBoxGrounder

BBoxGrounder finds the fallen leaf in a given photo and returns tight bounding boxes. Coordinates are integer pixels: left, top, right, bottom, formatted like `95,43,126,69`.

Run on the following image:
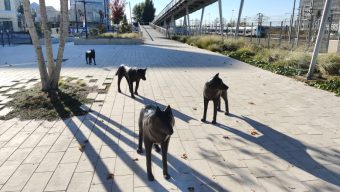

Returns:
248,102,255,105
78,144,86,152
222,136,229,139
251,131,259,136
188,187,195,191
133,158,139,161
84,139,89,143
181,154,188,160
107,173,114,180
192,107,197,110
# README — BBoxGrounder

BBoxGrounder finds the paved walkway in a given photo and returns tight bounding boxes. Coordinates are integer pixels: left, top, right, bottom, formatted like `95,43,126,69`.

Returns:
0,26,339,192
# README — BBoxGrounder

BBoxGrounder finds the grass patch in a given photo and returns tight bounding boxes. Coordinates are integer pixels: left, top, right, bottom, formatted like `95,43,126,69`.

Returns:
97,32,140,39
172,35,340,95
0,78,95,121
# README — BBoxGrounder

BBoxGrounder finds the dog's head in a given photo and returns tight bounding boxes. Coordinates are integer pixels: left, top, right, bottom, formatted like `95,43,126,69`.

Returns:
209,73,229,91
154,105,174,136
91,49,95,54
137,68,147,80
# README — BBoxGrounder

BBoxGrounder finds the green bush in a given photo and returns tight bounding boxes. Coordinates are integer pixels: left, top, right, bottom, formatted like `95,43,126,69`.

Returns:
308,78,340,95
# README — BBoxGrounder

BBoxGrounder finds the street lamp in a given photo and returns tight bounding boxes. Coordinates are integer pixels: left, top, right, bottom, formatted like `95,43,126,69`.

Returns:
231,9,235,27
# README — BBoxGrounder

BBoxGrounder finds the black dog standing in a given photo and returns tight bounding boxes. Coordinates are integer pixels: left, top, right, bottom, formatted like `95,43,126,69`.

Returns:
85,49,96,65
137,105,174,181
115,64,147,98
201,73,229,124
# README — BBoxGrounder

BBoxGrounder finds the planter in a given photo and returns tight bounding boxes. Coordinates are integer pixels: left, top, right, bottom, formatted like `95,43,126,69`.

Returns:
74,38,143,45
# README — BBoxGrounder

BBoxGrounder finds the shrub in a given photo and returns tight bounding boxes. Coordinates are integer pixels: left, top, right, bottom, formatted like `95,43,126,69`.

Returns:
228,47,255,61
318,54,340,75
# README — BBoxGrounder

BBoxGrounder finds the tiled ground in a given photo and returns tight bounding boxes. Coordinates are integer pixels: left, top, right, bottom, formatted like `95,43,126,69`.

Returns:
0,26,339,192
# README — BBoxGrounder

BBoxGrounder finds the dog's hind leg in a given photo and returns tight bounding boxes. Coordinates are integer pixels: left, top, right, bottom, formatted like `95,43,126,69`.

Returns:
201,97,209,122
161,138,171,179
154,144,160,152
85,55,88,64
221,91,229,115
212,99,218,124
117,74,123,93
93,57,96,65
137,117,143,154
144,139,154,181
217,97,222,111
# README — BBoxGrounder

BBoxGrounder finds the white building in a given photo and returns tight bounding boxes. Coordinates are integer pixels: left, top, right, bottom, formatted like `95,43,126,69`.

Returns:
0,0,20,31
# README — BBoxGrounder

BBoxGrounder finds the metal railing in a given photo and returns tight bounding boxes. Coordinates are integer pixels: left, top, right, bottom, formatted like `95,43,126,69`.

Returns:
150,23,170,38
152,0,184,24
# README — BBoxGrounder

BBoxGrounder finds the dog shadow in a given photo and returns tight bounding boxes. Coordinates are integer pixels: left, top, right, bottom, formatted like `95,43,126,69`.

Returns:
213,114,340,189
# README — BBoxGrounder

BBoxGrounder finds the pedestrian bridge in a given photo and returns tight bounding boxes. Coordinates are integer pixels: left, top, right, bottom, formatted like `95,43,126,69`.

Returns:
152,0,219,26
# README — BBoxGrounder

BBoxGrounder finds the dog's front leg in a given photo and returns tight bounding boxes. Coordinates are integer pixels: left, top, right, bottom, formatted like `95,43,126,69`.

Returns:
161,138,171,179
129,82,135,98
221,91,229,115
201,97,208,122
137,124,143,154
144,139,154,181
135,80,140,95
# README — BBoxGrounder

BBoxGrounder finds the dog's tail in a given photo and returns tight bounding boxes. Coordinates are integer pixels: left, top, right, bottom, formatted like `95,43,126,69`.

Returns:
115,65,125,76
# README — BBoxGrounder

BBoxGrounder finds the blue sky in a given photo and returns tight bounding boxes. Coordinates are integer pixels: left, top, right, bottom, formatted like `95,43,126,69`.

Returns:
32,0,298,24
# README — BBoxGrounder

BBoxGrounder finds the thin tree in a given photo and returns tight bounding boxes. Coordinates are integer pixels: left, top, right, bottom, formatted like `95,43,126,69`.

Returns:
132,3,144,23
23,0,69,91
110,0,125,25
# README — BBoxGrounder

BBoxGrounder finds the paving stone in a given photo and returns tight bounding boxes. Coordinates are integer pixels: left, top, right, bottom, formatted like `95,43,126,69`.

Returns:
45,163,77,191
87,92,98,100
0,161,21,185
21,171,53,192
95,94,106,102
0,107,12,116
23,146,50,164
1,163,38,191
35,152,64,172
67,172,94,192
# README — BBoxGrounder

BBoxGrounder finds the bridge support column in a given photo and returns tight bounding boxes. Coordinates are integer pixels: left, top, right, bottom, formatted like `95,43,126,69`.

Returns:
171,15,176,35
235,0,244,37
200,7,205,35
218,0,223,37
186,6,191,35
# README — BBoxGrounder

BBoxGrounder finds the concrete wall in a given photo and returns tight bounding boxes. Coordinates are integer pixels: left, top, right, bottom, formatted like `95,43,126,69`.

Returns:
328,40,340,54
74,38,144,45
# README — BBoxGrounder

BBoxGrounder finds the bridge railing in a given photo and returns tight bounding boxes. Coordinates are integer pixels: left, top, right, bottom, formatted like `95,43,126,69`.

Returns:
152,0,183,24
150,23,172,38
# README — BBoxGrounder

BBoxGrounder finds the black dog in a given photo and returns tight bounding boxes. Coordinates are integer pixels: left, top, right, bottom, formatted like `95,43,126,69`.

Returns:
137,105,174,181
115,65,147,98
85,49,96,65
201,73,229,124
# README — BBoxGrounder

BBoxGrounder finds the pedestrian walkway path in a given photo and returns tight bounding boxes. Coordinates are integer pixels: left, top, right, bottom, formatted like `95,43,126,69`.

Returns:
0,27,339,192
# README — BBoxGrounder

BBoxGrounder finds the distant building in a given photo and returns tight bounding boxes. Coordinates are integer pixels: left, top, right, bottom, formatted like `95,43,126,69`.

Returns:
300,0,340,31
0,0,21,31
69,0,105,25
35,5,60,26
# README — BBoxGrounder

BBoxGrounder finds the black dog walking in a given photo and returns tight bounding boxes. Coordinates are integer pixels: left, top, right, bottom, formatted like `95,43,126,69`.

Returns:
85,49,96,65
137,105,174,181
115,64,147,98
201,73,229,124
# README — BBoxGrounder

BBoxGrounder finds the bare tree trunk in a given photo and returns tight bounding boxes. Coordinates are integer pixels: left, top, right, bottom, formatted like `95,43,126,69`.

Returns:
39,0,54,84
51,0,69,89
23,0,50,91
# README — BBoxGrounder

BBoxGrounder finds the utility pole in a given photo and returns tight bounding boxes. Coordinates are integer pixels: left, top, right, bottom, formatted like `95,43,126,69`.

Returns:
307,0,333,80
75,2,78,33
295,1,303,47
235,0,244,38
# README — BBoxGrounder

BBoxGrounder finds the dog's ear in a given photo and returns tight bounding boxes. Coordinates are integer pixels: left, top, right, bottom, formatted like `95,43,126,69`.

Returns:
144,67,147,71
156,106,161,115
213,73,219,79
165,105,172,115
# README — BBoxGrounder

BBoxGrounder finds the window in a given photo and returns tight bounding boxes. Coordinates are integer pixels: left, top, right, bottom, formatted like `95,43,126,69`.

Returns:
4,0,11,10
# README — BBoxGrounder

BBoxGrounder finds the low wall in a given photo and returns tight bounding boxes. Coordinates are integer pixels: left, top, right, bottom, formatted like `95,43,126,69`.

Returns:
328,40,340,54
74,38,144,45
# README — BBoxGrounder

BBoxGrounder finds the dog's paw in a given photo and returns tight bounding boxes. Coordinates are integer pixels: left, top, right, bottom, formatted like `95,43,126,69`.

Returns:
212,120,216,124
118,90,122,93
225,112,230,116
163,173,171,180
148,174,155,181
131,95,135,99
136,148,143,154
217,108,222,112
201,118,206,123
134,92,139,95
